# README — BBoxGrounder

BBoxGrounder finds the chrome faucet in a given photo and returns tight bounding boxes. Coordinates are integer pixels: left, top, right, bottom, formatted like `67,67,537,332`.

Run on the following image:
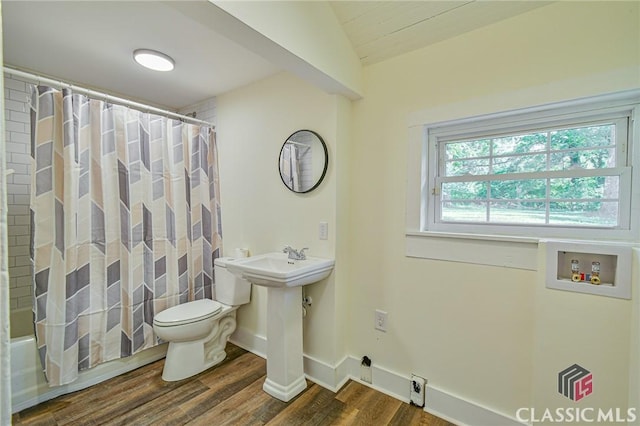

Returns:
298,247,308,260
283,246,309,260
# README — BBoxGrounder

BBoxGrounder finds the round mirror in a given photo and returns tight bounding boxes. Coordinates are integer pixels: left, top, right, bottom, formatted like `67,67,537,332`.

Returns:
278,130,328,193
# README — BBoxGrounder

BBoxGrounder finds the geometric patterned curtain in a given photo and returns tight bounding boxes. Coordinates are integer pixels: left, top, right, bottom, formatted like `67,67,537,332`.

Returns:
30,86,222,386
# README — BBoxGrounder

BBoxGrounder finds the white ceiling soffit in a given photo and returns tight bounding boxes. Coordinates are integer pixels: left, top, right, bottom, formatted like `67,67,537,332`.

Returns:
2,1,280,109
176,1,363,99
331,1,553,65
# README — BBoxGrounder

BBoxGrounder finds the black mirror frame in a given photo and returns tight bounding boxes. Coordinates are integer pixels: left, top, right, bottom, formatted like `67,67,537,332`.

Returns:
278,129,329,194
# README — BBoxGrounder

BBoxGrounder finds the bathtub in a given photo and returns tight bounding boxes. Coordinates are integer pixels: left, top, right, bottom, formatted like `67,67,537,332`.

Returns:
10,308,167,413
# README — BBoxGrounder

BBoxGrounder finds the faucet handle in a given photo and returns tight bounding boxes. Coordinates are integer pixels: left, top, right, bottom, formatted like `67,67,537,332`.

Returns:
283,245,293,253
299,248,309,259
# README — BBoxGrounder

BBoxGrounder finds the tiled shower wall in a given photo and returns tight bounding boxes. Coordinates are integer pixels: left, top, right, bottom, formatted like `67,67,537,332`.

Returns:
3,72,218,314
4,74,32,312
178,97,217,126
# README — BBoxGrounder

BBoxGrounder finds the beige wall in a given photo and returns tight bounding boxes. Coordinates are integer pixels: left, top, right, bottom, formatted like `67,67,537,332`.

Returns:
533,243,634,420
216,72,349,364
348,0,639,419
211,0,638,420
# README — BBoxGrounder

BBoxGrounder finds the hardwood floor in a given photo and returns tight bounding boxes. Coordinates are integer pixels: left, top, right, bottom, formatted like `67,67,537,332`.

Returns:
12,344,454,426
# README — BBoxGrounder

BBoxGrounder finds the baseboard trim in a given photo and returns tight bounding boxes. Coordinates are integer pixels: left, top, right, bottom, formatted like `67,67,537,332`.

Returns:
231,328,525,426
230,327,350,393
343,356,410,403
304,353,346,392
425,386,525,426
229,326,266,358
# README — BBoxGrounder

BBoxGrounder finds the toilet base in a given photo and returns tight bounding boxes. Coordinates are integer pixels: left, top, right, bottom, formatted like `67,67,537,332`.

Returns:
161,311,237,381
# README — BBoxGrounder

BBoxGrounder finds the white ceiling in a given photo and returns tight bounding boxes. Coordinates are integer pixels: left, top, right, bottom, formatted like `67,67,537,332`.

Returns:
331,1,551,65
2,1,551,110
2,1,280,109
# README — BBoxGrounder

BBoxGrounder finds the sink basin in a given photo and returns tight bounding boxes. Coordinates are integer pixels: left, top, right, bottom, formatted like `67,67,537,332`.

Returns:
226,252,334,288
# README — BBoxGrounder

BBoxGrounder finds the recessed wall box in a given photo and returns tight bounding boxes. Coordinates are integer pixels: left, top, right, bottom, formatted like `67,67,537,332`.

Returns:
543,240,633,300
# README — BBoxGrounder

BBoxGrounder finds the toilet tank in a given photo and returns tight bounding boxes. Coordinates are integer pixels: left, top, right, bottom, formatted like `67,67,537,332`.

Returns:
214,257,251,306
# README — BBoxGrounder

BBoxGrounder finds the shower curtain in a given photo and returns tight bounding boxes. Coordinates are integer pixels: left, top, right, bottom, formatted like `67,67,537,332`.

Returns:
30,86,222,386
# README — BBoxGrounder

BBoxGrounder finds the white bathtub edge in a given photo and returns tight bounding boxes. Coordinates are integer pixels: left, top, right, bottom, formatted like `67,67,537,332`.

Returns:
10,308,34,340
12,337,167,413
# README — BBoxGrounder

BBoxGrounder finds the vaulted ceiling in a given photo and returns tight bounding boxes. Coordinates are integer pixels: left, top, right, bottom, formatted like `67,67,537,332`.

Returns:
330,1,550,65
2,1,551,109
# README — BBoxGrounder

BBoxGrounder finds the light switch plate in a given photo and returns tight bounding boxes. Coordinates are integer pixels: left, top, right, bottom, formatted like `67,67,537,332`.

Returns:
319,222,328,240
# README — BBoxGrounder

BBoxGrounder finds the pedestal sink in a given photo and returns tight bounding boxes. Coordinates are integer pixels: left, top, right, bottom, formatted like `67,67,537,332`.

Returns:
226,252,334,402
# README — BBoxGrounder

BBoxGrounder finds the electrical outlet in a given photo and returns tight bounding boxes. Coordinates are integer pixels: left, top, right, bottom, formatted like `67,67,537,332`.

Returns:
360,356,372,383
375,309,388,332
410,374,426,408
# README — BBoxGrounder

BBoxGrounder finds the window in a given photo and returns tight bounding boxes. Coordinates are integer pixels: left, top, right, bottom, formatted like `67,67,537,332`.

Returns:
420,92,640,240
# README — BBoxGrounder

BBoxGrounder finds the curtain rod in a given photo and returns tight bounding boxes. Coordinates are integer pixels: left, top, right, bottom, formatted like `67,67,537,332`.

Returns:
3,66,214,128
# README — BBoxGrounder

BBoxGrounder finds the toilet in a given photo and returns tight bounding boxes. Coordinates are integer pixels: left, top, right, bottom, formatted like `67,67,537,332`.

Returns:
153,257,251,381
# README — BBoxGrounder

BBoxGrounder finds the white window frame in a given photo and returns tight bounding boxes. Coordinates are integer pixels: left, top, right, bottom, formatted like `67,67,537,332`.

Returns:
429,113,632,238
406,90,640,269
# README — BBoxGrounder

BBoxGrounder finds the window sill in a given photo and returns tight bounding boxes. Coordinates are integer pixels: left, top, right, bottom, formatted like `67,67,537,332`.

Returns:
406,231,539,244
405,231,539,270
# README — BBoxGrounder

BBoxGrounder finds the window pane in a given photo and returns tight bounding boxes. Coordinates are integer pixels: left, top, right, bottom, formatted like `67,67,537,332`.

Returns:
492,133,547,155
550,124,615,151
490,179,546,199
549,202,618,226
489,202,546,224
549,148,616,170
442,181,486,200
446,159,490,176
430,102,631,235
550,176,618,200
441,201,486,222
491,154,547,174
445,139,490,160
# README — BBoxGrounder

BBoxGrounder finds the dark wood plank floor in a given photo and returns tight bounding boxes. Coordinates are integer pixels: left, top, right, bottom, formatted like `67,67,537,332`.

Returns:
12,344,453,426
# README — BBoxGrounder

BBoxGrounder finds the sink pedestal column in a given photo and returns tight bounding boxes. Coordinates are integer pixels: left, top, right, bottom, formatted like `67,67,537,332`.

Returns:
263,286,306,402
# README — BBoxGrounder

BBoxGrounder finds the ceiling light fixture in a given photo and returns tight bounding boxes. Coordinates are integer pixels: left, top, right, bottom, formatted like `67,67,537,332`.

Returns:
133,49,175,72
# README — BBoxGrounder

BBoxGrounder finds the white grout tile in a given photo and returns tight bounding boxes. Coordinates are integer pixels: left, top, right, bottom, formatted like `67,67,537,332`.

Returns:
4,77,27,92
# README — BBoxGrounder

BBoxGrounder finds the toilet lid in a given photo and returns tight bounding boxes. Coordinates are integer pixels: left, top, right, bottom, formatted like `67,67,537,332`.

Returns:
154,299,223,326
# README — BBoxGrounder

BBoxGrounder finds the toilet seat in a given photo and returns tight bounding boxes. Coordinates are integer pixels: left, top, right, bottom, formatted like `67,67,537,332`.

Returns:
154,299,222,327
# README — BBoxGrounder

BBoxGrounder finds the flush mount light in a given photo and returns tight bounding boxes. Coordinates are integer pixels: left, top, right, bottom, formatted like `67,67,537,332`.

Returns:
133,49,175,72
